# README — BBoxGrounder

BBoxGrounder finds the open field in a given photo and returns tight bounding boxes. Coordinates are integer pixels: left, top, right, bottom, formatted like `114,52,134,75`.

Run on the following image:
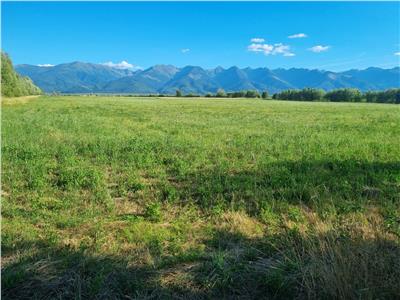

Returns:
2,96,400,299
1,95,40,106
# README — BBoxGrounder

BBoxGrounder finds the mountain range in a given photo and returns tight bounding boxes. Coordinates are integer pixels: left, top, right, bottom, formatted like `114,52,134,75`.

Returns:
15,62,400,94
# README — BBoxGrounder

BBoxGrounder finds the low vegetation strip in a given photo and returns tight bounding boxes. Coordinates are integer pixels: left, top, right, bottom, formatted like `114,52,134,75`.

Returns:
2,96,399,299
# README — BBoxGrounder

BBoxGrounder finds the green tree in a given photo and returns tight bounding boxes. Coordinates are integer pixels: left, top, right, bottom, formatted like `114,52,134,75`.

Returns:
273,88,325,101
216,88,226,97
175,89,182,97
245,90,260,98
324,88,362,102
365,91,378,103
229,91,246,98
262,91,269,99
1,52,42,97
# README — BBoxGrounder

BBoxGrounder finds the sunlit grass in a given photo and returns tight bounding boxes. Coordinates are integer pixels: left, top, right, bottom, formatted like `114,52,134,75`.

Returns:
2,96,399,299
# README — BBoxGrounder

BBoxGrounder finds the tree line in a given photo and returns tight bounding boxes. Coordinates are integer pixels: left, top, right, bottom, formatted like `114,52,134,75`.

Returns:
176,89,269,99
174,88,400,103
46,88,400,104
272,88,400,104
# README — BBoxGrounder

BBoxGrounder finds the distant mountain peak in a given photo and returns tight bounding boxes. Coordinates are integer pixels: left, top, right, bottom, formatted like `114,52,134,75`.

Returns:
15,61,400,94
150,64,177,70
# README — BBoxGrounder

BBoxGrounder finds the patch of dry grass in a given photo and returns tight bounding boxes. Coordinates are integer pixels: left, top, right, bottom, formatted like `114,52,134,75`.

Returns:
1,95,40,105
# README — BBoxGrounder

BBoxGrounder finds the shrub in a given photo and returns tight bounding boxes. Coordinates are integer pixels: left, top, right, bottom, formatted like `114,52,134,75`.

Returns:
273,88,325,101
143,202,162,222
245,90,261,98
216,88,227,98
324,88,362,102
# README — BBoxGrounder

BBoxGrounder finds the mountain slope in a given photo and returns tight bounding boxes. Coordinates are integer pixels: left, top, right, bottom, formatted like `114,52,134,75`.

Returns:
244,68,293,93
342,67,400,90
214,66,256,91
102,65,179,93
273,69,342,90
160,66,218,94
15,61,400,94
16,62,134,93
1,52,42,97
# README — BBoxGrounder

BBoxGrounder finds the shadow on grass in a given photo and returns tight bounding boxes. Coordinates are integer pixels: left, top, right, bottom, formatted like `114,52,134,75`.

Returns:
2,227,400,299
170,159,400,213
2,159,399,298
2,244,205,299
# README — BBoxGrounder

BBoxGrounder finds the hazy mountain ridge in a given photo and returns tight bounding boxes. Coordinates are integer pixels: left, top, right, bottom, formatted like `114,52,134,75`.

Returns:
15,62,400,94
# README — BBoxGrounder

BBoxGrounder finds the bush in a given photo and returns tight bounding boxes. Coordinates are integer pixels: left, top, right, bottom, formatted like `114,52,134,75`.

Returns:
215,89,263,99
216,88,227,98
324,88,362,102
273,88,325,101
245,90,261,98
365,89,400,104
143,202,162,222
226,91,246,98
185,93,200,97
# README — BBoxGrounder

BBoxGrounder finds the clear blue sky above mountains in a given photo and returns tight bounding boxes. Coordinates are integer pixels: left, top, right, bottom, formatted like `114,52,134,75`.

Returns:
2,1,399,71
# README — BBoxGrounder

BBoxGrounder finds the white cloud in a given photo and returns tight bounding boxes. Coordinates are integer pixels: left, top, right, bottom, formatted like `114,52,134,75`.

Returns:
394,52,400,56
101,60,137,70
272,43,295,56
308,45,330,53
251,38,265,43
37,64,54,67
181,48,190,53
248,42,294,57
288,33,307,39
248,43,274,54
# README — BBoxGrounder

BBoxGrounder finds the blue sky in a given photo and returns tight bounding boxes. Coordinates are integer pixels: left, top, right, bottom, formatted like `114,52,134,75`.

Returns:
2,1,399,71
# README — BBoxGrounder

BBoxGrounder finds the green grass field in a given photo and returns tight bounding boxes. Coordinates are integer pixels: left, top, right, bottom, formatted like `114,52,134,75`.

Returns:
2,96,400,299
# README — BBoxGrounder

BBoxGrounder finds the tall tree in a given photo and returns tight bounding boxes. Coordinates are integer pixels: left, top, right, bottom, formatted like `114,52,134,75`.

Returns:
1,52,42,97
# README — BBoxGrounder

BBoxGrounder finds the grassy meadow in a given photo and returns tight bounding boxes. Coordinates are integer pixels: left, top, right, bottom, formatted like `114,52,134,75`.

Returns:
2,96,400,299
